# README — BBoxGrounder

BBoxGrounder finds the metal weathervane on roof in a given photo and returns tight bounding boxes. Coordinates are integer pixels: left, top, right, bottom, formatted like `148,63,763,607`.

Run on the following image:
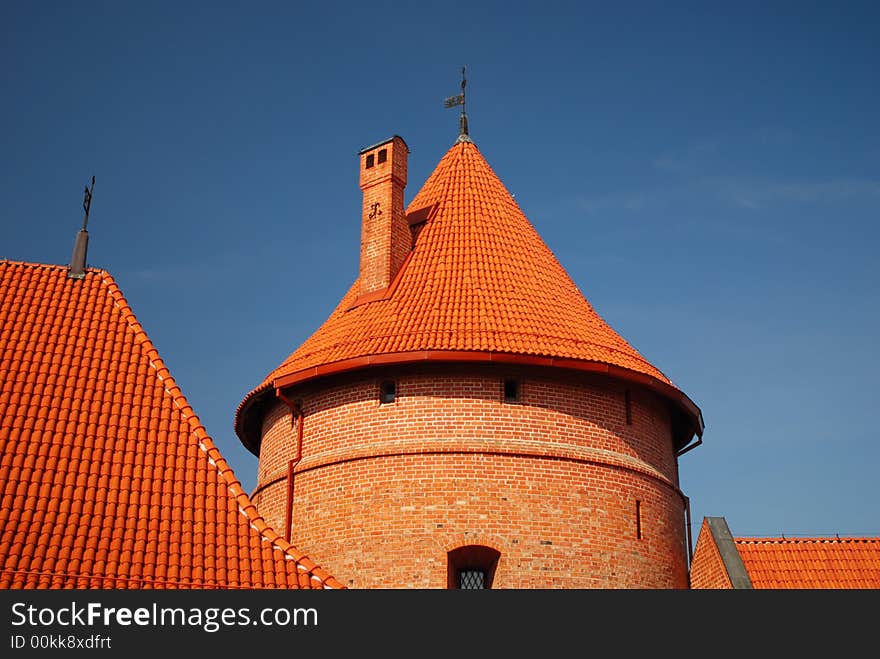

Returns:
444,66,471,143
68,175,95,279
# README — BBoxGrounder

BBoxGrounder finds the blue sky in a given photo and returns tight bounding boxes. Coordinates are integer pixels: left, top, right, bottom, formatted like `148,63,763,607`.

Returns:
3,2,878,540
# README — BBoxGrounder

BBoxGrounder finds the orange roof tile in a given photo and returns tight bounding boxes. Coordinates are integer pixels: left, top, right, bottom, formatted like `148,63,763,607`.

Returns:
735,536,880,589
236,140,702,450
0,260,342,589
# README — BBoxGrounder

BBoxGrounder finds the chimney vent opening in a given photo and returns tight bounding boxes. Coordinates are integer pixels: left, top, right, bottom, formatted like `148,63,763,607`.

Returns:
377,149,387,164
365,153,375,169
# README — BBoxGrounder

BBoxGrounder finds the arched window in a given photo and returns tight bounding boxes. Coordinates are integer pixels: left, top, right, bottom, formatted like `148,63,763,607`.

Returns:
447,545,500,589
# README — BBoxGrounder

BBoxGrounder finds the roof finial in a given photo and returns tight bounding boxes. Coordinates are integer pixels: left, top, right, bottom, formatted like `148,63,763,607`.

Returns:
444,66,471,143
68,175,95,279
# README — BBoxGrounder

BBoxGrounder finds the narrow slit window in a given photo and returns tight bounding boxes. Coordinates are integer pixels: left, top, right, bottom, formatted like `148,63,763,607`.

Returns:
379,380,396,404
377,148,387,164
503,378,520,403
625,389,632,425
365,153,375,168
636,500,642,539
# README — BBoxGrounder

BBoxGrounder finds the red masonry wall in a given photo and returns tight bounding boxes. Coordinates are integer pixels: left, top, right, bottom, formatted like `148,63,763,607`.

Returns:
252,364,689,588
358,136,409,295
689,519,734,589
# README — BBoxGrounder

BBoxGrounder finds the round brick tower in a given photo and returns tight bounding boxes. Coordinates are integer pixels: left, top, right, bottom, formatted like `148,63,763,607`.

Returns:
235,134,704,589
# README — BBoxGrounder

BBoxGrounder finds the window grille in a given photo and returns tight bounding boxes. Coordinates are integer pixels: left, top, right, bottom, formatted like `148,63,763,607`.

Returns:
458,569,486,589
447,545,499,589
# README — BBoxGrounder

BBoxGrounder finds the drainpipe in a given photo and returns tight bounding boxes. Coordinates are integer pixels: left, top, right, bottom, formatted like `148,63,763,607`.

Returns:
276,388,304,542
684,495,694,587
676,435,702,457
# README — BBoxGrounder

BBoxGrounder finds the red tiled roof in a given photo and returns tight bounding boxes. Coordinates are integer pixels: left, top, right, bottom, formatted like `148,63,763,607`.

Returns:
735,537,880,589
0,260,342,589
236,140,702,449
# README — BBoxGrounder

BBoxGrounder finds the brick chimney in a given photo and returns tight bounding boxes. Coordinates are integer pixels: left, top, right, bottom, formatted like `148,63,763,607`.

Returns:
358,136,409,295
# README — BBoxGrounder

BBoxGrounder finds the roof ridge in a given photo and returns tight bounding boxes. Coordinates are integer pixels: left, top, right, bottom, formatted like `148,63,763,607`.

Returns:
97,269,344,588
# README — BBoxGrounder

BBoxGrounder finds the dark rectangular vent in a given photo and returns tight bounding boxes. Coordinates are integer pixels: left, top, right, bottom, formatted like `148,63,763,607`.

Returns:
504,378,519,403
380,380,396,404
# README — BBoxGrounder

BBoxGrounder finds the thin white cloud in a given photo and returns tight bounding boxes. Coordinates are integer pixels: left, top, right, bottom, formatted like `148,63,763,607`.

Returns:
573,177,880,214
653,139,722,173
564,134,879,220
574,189,668,215
704,177,880,210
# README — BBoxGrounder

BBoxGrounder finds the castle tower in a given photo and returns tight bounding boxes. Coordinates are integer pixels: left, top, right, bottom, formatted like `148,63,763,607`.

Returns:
235,135,704,588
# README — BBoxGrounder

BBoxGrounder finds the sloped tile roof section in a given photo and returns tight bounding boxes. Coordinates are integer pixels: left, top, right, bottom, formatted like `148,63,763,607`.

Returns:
734,536,880,589
0,260,342,589
236,140,703,451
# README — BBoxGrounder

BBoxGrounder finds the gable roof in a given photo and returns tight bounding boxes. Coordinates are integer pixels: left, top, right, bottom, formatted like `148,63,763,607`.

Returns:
0,260,342,589
689,517,753,589
236,140,703,451
689,516,880,589
735,537,880,589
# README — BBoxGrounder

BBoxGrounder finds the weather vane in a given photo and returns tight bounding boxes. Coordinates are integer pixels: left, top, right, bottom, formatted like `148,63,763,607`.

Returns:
444,66,470,141
82,175,95,230
68,175,96,279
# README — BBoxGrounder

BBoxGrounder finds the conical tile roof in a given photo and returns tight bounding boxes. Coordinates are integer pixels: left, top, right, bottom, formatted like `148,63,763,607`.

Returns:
236,140,702,450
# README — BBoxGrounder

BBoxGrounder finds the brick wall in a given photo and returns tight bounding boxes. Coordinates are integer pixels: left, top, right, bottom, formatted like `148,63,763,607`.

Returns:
252,363,689,588
358,136,409,295
689,518,733,589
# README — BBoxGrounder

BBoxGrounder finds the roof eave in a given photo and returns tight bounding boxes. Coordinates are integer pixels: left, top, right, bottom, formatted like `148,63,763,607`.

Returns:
235,350,704,455
235,382,274,456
